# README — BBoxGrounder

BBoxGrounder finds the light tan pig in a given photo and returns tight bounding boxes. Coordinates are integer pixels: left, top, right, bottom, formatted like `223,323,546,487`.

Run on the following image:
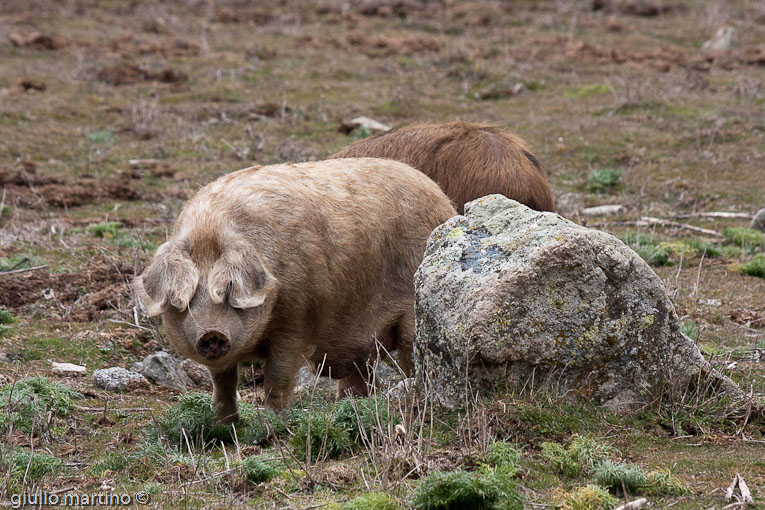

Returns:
134,158,456,422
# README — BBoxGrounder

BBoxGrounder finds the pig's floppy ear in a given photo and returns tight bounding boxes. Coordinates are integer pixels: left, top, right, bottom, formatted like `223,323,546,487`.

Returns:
207,239,276,309
133,241,200,317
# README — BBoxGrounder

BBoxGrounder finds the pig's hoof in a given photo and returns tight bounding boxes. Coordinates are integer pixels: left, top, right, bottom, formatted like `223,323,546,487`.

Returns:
216,407,239,424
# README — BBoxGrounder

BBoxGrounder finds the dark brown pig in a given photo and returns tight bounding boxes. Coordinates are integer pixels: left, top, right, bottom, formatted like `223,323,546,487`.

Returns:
332,121,555,214
134,158,456,422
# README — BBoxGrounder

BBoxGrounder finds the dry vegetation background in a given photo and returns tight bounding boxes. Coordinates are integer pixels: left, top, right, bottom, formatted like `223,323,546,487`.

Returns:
0,0,764,509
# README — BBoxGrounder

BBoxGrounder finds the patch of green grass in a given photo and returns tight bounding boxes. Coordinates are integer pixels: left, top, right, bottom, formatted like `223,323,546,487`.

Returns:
156,392,286,447
91,452,133,475
516,401,602,440
565,83,612,98
0,307,16,338
0,448,62,485
0,376,81,436
555,484,618,510
0,307,16,325
0,253,45,272
684,239,720,258
585,168,622,194
243,455,284,485
680,321,699,340
593,460,648,495
740,255,765,278
541,442,582,478
722,227,765,251
351,125,372,140
541,436,616,479
291,408,352,462
635,244,671,266
87,129,115,144
88,221,124,238
87,221,156,250
485,440,522,471
620,232,672,266
409,469,522,510
343,492,404,510
334,396,400,444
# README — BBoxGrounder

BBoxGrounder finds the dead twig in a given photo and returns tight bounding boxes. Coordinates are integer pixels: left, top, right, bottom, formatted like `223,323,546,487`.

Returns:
0,264,48,276
615,498,648,510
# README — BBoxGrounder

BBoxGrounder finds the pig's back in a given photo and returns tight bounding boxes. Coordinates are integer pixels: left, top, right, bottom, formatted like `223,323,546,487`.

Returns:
180,158,456,330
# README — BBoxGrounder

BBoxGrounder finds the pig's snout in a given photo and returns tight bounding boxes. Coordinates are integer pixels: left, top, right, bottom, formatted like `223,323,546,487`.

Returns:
196,330,231,360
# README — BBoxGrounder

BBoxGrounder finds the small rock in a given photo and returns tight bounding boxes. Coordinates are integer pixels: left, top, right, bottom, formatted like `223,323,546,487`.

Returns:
580,204,626,216
750,208,765,232
94,367,148,391
131,351,195,390
387,378,415,399
701,26,734,55
181,360,212,390
339,116,392,134
293,364,337,397
51,361,86,377
701,298,722,307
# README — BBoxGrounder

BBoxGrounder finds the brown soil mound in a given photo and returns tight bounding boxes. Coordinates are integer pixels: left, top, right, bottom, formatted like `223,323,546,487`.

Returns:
8,31,62,50
0,255,132,321
96,63,186,86
0,169,144,208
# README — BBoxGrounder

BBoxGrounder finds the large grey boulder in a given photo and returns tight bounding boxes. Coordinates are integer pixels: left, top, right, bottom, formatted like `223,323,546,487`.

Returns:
414,195,740,410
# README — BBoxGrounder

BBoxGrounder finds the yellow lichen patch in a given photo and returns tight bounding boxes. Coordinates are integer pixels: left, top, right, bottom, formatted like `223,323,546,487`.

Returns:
447,227,465,239
641,314,655,328
574,325,599,349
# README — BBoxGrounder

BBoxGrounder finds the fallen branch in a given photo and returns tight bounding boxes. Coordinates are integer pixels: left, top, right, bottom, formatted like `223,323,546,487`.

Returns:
615,498,648,510
76,406,153,412
639,216,722,237
674,212,753,220
0,264,48,276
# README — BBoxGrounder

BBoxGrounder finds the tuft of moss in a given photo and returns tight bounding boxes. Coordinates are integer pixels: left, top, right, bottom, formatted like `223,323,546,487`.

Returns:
409,469,521,510
342,492,404,510
740,255,765,278
0,376,81,435
585,168,622,194
554,484,619,510
156,392,286,447
243,455,283,485
334,396,400,444
645,469,690,495
593,460,648,495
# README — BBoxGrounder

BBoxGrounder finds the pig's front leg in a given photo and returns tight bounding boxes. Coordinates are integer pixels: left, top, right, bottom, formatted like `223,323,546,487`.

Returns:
209,365,239,424
263,343,307,410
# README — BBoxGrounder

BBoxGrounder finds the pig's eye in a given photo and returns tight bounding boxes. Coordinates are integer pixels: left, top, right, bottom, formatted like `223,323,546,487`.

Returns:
224,282,233,302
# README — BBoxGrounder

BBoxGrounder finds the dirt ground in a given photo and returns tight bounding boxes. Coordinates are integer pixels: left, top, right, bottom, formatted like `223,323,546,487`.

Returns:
0,1,763,509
